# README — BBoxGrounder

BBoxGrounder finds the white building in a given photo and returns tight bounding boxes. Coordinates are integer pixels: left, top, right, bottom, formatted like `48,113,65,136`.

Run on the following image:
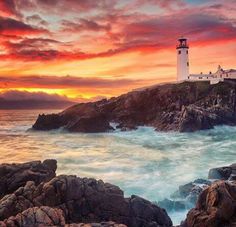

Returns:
176,37,236,84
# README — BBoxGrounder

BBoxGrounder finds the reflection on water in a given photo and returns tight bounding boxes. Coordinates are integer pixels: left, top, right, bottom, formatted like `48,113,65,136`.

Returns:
0,109,236,224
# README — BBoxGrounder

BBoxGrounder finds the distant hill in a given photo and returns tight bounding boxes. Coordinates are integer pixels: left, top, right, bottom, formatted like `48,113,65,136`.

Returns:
0,99,75,109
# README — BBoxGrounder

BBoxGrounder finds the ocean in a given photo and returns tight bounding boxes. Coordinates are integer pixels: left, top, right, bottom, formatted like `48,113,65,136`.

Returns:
1,109,236,225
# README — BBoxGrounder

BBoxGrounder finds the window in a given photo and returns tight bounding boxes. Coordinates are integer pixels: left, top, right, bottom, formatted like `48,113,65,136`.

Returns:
178,50,181,54
186,50,188,54
199,77,203,79
188,76,190,79
187,62,189,66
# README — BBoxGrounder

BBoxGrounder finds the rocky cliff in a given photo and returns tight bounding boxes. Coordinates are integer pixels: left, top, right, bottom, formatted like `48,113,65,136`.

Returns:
32,81,236,133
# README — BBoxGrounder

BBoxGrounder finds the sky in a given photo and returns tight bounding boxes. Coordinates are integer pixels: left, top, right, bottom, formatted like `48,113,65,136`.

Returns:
0,0,236,102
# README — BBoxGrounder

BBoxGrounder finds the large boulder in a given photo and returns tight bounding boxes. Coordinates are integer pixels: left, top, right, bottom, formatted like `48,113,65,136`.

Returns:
32,114,66,130
0,159,56,198
208,163,236,180
0,175,172,227
182,181,236,227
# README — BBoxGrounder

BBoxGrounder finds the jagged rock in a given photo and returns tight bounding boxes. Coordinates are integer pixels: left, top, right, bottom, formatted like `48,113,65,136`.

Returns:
208,163,236,180
0,207,126,227
178,106,214,132
182,181,236,227
32,81,236,133
0,175,172,227
0,159,56,199
33,113,66,130
65,222,127,227
170,179,211,208
65,114,114,133
0,206,65,227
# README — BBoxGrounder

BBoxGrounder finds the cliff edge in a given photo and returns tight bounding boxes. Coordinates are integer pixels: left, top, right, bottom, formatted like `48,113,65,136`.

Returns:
33,81,236,133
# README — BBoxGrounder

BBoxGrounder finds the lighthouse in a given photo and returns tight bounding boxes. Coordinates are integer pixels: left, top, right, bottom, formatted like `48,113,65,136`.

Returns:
177,37,189,81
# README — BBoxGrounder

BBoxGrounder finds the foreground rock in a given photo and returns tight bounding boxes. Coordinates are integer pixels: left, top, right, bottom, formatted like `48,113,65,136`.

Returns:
208,163,236,180
32,81,236,133
0,159,56,199
182,180,236,227
158,179,211,212
0,160,172,227
0,206,126,227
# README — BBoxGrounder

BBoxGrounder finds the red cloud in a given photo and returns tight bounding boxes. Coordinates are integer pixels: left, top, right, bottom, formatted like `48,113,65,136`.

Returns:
0,0,19,17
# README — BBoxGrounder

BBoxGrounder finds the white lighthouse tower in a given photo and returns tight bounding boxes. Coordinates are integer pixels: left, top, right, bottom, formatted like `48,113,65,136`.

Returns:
177,37,189,81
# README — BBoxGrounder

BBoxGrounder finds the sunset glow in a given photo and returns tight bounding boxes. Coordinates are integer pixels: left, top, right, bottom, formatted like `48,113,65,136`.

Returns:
0,0,236,101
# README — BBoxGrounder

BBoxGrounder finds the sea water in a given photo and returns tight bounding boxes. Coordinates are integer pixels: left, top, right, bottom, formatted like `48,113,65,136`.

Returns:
0,109,236,225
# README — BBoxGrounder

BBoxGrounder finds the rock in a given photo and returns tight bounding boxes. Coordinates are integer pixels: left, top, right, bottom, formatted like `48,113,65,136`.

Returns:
0,206,65,227
208,163,236,180
0,207,126,227
33,113,66,130
0,175,172,227
65,114,114,133
65,222,127,227
0,159,56,199
178,106,214,132
182,181,236,227
193,179,211,185
171,179,211,207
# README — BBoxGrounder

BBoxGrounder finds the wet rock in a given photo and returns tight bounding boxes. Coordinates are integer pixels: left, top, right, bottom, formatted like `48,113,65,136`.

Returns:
208,163,236,180
0,159,56,199
171,179,211,206
182,181,236,227
0,175,172,227
32,113,66,130
178,106,214,132
65,114,114,133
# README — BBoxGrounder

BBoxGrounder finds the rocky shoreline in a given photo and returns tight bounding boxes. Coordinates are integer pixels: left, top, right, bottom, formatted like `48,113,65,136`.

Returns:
33,81,236,133
0,159,236,227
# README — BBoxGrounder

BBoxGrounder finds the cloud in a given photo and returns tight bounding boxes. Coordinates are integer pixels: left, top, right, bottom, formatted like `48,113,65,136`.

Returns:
0,0,20,17
0,0,235,66
14,0,118,15
61,19,111,33
26,14,49,27
135,0,186,11
0,17,48,36
0,75,151,89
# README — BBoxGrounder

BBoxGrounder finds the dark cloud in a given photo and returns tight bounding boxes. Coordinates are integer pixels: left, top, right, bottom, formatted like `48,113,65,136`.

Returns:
15,0,118,15
0,17,48,35
115,12,236,49
61,19,111,33
0,90,69,101
0,75,150,89
26,14,49,27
